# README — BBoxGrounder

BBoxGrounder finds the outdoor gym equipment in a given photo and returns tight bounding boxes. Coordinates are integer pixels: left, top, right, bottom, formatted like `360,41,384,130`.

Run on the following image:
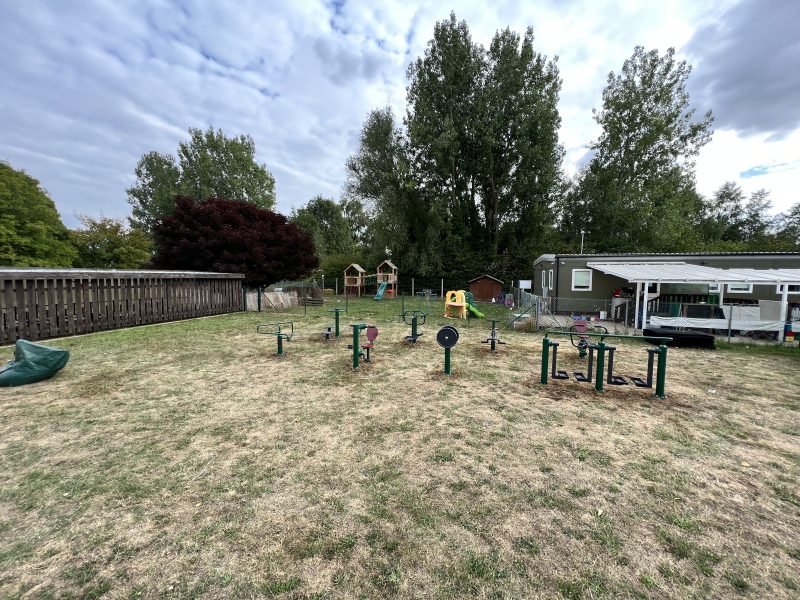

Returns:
256,321,294,356
347,323,379,369
481,320,506,352
570,317,608,359
325,307,346,340
539,330,672,398
403,310,427,343
436,325,459,375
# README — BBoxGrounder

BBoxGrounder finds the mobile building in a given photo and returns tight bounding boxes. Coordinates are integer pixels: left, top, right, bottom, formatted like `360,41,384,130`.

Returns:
533,252,800,302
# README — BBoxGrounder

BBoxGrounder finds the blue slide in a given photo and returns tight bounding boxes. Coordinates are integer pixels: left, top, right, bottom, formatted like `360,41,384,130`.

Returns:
374,282,388,300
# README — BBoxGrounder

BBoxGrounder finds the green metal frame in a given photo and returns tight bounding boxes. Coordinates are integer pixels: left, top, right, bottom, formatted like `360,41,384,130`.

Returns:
403,310,427,342
256,321,294,356
540,330,671,398
328,308,345,338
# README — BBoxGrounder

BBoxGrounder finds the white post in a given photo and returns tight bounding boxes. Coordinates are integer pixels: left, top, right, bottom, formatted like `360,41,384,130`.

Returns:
779,285,789,342
717,284,724,306
641,281,649,329
441,279,444,298
634,282,642,330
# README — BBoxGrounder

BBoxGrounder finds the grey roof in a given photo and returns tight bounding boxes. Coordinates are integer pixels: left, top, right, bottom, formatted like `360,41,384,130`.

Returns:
533,251,800,267
346,263,366,273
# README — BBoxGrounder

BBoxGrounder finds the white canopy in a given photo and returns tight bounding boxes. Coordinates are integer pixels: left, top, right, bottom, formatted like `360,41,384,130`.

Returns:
587,262,800,285
585,262,798,339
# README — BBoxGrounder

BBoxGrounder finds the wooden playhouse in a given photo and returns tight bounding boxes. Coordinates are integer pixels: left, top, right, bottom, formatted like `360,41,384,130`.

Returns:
376,260,398,298
344,264,366,296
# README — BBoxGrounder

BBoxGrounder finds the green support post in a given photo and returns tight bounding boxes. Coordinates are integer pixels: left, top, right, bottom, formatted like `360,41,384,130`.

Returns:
655,345,667,399
257,287,262,312
411,315,418,340
444,347,451,375
328,308,344,338
594,341,606,393
540,338,550,384
401,296,405,319
351,323,366,370
277,335,284,356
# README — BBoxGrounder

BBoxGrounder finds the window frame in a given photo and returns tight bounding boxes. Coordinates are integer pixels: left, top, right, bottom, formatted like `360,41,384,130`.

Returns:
541,270,546,291
571,268,592,292
548,269,553,290
727,283,753,294
776,284,800,295
708,283,721,293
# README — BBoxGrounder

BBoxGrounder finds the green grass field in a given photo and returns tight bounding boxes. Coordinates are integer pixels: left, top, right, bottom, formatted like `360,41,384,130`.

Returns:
1,298,798,598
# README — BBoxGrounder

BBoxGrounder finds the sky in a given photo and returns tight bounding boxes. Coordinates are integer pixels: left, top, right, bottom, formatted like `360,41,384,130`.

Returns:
1,0,798,228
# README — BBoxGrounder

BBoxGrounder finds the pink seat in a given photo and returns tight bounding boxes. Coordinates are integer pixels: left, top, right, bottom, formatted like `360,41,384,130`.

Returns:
362,326,379,348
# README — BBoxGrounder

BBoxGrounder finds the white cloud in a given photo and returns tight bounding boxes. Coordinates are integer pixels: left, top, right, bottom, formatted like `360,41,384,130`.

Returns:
0,0,797,229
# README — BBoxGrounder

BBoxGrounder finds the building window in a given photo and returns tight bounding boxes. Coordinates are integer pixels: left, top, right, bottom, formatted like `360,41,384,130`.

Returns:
727,283,753,293
572,269,592,291
776,284,800,294
708,283,720,293
548,269,553,290
541,270,546,290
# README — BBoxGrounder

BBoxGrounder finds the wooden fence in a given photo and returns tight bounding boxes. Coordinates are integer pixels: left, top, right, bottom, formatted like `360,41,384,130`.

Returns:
0,269,244,345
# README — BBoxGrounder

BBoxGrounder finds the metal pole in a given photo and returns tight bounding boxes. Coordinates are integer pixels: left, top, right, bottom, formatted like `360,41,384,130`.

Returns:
277,336,284,356
401,296,405,319
595,341,605,393
540,338,550,384
411,315,418,340
444,347,451,375
334,310,340,338
441,279,444,298
257,287,261,312
352,325,361,370
634,282,641,330
727,303,733,343
335,278,338,296
580,230,585,254
412,278,415,297
655,345,667,398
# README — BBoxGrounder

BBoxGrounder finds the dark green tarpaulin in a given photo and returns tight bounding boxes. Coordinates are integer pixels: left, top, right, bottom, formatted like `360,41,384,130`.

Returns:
0,340,70,387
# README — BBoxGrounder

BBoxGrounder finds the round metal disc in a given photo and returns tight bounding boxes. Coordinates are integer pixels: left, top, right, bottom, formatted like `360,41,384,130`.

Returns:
436,325,459,348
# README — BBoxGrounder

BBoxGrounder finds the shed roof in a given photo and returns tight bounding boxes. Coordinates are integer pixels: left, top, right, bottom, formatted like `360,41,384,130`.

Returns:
345,263,366,273
587,262,800,285
469,274,504,284
378,259,398,270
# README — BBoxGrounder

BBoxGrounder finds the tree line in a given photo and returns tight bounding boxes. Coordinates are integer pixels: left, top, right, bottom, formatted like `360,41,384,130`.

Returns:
2,12,798,287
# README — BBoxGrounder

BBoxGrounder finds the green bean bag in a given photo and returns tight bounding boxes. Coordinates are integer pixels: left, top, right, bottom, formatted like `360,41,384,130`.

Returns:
0,340,70,387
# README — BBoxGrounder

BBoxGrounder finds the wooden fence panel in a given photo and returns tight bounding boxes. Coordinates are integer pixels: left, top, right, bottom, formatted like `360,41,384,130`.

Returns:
0,270,243,345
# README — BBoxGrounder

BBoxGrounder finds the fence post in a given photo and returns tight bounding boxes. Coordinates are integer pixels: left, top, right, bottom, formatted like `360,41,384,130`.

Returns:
335,277,338,296
441,279,444,298
727,303,733,343
411,278,415,297
257,287,262,312
242,287,247,311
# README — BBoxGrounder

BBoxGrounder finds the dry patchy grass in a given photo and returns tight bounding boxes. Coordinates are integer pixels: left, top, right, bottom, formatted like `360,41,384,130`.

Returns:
0,302,798,599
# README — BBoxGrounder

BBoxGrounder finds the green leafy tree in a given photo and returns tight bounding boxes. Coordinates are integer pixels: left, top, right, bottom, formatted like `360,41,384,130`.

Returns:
290,196,355,258
774,202,800,249
740,189,774,247
476,26,563,258
70,216,152,268
127,126,276,231
570,46,713,252
700,181,746,245
0,161,76,267
346,107,446,275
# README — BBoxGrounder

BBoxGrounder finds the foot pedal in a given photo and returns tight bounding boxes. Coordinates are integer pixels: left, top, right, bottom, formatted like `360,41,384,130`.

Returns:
610,376,628,385
553,370,569,380
631,377,650,388
574,372,589,382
